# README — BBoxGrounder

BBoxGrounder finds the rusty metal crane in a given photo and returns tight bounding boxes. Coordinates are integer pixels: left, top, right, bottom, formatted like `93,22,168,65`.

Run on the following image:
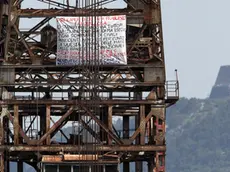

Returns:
0,0,179,172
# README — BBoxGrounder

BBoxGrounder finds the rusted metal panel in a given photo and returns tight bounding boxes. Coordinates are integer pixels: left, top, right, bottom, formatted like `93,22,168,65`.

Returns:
63,154,98,161
153,107,165,120
144,67,164,83
144,4,160,24
40,24,57,48
0,67,15,84
126,17,143,25
153,107,166,146
42,155,63,162
2,4,8,15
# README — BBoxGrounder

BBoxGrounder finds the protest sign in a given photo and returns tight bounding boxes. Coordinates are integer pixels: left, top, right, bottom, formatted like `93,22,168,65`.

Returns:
56,15,127,65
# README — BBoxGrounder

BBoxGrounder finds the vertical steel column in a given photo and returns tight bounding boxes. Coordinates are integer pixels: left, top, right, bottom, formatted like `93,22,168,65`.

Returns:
140,105,145,145
0,152,3,172
108,105,112,145
148,157,154,172
46,105,51,145
18,161,23,172
4,0,13,61
123,116,129,172
14,105,19,145
0,114,4,172
40,106,46,144
0,4,3,38
135,93,143,172
4,117,9,172
151,107,165,172
100,112,108,142
19,115,23,143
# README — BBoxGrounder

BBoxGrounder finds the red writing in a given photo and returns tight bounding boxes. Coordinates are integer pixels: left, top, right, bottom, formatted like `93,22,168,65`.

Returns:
57,50,126,57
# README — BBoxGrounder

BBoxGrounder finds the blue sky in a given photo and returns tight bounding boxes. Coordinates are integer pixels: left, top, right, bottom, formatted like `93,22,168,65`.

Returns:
22,0,230,98
162,0,230,98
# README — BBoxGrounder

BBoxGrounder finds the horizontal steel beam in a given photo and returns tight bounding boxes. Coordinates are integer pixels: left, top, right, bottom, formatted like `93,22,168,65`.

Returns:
15,9,143,17
0,64,163,69
5,87,146,92
3,145,165,152
0,83,161,87
41,160,119,165
0,100,164,105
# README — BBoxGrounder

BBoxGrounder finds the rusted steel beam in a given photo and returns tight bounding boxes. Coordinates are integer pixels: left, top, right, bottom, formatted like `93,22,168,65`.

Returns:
123,116,129,139
15,8,143,17
46,105,51,145
79,103,123,145
0,152,4,172
0,100,164,105
140,105,145,145
5,87,153,93
0,116,4,145
42,157,119,164
129,110,153,142
0,64,161,69
25,116,36,134
128,24,147,56
0,82,162,86
0,114,3,171
79,119,102,144
12,23,35,59
108,106,113,145
20,17,52,40
37,107,74,145
0,4,3,38
3,145,165,152
50,117,68,141
6,110,31,144
13,105,19,145
4,0,13,62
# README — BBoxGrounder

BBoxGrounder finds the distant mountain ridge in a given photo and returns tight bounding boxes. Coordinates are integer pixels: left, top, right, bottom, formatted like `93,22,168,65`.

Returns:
210,65,230,98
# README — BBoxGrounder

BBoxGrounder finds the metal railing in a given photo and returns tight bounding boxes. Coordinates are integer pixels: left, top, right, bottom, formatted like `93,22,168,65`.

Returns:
165,80,179,99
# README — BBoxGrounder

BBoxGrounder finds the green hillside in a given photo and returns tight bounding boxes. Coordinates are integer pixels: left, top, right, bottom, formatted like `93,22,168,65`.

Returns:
166,97,230,172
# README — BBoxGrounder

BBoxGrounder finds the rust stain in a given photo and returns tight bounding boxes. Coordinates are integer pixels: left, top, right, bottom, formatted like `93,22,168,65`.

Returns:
42,155,63,162
64,154,98,161
42,154,99,162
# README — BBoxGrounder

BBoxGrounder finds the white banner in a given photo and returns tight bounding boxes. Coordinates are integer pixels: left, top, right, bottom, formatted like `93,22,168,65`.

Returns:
56,16,127,65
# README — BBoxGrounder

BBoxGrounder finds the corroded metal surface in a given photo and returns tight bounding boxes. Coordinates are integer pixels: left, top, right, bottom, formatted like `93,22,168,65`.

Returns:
15,8,143,17
2,145,166,152
0,0,179,171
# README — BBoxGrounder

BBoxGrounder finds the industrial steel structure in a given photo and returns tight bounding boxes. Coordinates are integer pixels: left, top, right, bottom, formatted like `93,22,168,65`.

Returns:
0,0,179,172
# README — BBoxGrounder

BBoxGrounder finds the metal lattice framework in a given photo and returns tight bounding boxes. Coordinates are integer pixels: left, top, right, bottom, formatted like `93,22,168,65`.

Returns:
0,0,179,172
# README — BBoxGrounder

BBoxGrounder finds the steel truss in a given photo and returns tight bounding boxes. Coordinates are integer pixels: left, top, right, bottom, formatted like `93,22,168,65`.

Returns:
0,0,179,172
